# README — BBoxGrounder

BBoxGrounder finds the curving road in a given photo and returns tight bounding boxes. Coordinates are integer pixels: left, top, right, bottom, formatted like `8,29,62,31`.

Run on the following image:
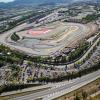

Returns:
67,36,100,68
11,70,100,100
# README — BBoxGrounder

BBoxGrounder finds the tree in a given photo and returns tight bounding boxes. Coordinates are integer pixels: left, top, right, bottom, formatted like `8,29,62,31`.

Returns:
9,65,20,81
27,61,33,67
74,95,81,100
11,32,20,41
82,91,88,100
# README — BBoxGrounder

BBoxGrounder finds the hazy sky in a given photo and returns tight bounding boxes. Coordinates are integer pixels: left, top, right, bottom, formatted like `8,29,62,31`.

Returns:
0,0,91,3
0,0,14,3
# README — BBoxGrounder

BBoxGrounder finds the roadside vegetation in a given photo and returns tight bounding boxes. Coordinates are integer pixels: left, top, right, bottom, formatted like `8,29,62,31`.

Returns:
68,42,89,62
35,62,100,83
54,78,100,100
0,44,25,65
0,84,41,95
82,14,100,23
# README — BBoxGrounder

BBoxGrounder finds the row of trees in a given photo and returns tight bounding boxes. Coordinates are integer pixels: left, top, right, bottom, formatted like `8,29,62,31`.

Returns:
68,42,89,61
74,91,88,100
0,44,26,65
28,62,100,83
0,83,41,94
82,13,100,23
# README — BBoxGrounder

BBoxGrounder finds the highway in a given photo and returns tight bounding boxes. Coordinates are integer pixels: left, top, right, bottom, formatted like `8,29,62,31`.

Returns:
11,70,100,100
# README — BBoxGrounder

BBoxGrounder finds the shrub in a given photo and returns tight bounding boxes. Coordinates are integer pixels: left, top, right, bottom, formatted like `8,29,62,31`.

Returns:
11,32,20,41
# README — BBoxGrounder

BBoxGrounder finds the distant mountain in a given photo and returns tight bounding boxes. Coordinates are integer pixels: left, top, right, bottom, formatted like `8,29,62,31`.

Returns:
0,0,99,8
0,0,72,8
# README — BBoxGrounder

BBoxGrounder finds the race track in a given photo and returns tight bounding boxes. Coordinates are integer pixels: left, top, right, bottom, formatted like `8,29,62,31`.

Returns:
0,21,98,56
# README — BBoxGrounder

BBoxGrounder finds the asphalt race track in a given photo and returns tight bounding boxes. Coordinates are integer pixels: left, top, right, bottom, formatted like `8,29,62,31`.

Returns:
0,21,98,56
